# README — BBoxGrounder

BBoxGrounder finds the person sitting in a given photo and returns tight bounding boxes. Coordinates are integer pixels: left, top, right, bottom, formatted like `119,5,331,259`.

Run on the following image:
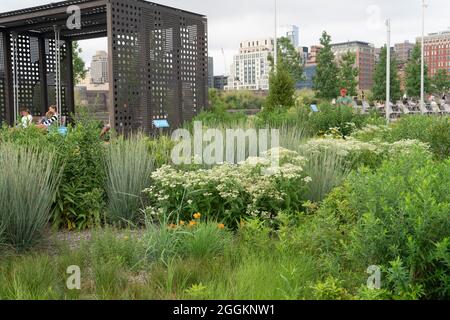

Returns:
37,105,59,130
20,108,33,128
100,122,111,138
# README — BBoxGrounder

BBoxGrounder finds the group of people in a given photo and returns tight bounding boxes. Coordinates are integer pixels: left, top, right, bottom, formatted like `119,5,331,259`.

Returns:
19,105,60,130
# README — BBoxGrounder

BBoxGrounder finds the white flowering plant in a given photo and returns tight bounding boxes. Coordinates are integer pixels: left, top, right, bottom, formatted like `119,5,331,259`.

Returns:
143,148,311,228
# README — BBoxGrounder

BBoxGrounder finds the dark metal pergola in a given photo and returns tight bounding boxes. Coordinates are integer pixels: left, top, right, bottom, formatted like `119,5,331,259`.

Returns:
0,0,208,133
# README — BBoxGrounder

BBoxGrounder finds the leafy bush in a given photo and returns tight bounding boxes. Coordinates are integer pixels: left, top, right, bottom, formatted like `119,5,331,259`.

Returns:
105,135,154,225
193,104,248,128
144,148,310,228
353,116,450,159
388,116,450,159
332,148,450,299
52,118,106,230
209,89,265,110
0,114,107,231
309,103,367,137
0,144,61,251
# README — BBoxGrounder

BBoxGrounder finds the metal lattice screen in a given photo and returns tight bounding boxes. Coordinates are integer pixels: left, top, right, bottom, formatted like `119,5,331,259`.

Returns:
45,38,69,116
11,34,43,117
109,0,208,134
0,34,6,126
0,0,207,133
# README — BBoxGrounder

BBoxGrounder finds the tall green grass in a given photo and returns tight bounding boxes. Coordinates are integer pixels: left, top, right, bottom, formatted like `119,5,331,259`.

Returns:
105,135,155,225
301,147,350,202
0,144,61,251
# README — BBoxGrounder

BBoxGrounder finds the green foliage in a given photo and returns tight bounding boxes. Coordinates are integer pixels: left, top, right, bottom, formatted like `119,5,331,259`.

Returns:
346,151,450,299
72,41,87,85
372,46,401,102
144,218,232,263
105,135,155,225
405,44,430,97
431,69,450,93
194,104,247,127
145,150,309,228
387,116,450,159
265,60,296,112
269,37,304,82
0,111,107,231
313,31,339,100
0,144,61,251
309,103,367,137
301,146,350,202
312,277,352,300
180,222,232,259
88,228,145,271
338,51,359,97
209,89,265,110
52,114,106,230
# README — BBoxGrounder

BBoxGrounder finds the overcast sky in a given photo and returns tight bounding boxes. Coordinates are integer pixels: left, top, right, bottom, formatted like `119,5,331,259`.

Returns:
1,0,449,75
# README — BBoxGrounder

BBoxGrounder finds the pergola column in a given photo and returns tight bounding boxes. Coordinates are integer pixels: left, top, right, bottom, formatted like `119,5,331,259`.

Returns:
2,31,14,125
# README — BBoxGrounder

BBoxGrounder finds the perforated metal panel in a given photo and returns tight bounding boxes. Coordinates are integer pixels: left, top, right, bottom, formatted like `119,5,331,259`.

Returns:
0,0,208,133
45,38,69,116
10,34,43,116
0,34,6,126
109,0,208,134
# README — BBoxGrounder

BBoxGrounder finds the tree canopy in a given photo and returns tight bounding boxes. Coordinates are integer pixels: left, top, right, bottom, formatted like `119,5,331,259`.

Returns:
313,31,339,100
372,46,401,102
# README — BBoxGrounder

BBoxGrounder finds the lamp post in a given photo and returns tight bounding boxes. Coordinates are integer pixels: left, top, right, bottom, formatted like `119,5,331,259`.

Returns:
386,19,391,124
274,0,278,69
420,0,427,109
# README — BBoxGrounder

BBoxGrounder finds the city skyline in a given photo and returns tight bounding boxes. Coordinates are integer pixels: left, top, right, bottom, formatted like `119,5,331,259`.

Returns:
0,0,448,75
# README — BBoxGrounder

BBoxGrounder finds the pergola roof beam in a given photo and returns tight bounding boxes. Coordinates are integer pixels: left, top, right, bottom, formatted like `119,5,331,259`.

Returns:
6,12,106,33
0,0,107,26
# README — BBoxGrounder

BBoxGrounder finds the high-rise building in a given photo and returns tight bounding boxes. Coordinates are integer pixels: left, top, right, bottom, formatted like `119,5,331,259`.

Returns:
90,51,108,84
418,30,450,77
279,25,299,47
306,45,322,66
213,75,228,90
331,41,375,91
395,41,415,64
299,46,309,65
225,38,274,91
208,57,214,88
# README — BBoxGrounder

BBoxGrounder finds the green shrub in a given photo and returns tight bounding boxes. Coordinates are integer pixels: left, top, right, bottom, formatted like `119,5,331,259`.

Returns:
209,89,265,110
354,116,450,159
0,144,61,251
309,103,367,137
345,150,450,299
105,135,154,225
52,119,106,230
0,119,105,231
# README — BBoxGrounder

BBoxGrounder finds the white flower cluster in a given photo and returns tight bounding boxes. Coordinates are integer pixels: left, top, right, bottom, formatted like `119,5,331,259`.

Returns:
144,148,310,220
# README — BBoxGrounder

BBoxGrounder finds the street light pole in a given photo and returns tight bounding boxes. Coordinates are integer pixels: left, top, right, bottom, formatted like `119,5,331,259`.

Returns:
274,0,278,69
420,0,427,108
386,19,391,124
